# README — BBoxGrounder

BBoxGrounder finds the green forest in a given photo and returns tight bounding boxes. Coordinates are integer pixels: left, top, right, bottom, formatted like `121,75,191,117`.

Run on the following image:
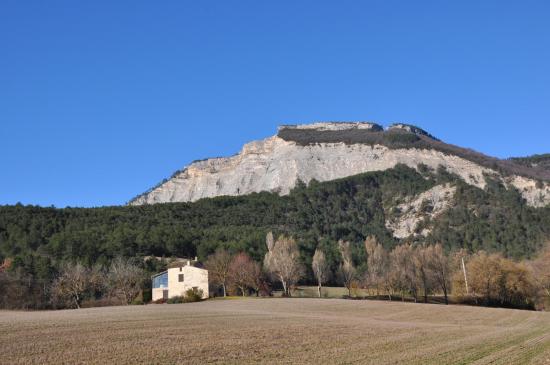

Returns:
1,164,550,308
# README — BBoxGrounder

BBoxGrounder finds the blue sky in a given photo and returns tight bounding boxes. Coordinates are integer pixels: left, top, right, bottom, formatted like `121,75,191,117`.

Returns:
1,1,549,207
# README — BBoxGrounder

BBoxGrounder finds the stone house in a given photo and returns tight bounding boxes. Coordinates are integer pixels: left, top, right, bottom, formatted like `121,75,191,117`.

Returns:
151,259,209,301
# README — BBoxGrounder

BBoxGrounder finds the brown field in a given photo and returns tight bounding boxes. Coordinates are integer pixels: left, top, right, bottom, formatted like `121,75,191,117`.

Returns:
1,298,550,365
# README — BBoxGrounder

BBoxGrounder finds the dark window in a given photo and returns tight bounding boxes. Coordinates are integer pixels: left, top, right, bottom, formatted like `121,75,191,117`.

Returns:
178,274,184,282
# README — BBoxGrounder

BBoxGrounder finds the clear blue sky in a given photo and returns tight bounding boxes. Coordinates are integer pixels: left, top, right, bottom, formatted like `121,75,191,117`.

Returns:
1,1,549,208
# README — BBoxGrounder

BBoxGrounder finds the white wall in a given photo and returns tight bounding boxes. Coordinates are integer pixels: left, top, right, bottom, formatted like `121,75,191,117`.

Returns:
167,266,209,299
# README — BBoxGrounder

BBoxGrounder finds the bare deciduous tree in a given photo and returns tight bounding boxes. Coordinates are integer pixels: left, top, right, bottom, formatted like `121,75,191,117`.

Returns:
106,257,145,304
529,243,550,301
364,236,389,298
426,244,451,304
51,263,100,309
312,248,331,298
337,240,357,297
246,260,265,297
205,249,233,297
228,252,257,296
264,233,304,297
413,245,434,303
455,251,536,307
390,244,419,302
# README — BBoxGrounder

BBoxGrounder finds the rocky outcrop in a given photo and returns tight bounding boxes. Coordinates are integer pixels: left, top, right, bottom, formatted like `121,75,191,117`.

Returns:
388,123,440,141
385,184,456,239
130,122,550,207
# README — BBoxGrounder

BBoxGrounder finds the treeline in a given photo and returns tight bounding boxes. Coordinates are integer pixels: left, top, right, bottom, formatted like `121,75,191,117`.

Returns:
511,153,550,171
206,234,550,310
2,234,549,311
1,165,550,308
0,257,153,309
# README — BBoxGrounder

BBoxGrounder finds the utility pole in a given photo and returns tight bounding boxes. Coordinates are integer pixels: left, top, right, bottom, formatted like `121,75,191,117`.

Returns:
461,256,469,295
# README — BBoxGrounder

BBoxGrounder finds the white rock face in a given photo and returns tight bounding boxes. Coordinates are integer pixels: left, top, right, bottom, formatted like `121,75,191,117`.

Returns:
504,176,550,208
130,123,550,207
385,184,456,239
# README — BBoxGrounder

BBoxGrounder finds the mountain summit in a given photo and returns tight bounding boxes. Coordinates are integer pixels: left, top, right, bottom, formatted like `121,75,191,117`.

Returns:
130,122,550,207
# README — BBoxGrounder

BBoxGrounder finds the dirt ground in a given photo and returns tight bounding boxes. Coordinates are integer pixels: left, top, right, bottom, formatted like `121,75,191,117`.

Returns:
1,298,549,364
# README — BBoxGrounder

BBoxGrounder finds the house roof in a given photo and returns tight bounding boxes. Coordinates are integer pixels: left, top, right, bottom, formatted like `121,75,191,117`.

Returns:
151,270,167,279
166,259,205,269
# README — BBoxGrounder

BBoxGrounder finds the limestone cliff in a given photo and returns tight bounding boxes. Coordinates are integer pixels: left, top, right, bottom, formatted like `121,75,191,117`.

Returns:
130,122,550,207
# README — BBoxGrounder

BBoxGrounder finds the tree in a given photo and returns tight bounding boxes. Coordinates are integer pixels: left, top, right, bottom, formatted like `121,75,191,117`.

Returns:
228,252,258,296
529,243,550,299
464,252,503,305
0,268,32,309
264,233,304,296
426,244,451,304
312,248,331,298
500,260,536,307
458,251,536,308
246,260,265,297
364,236,389,298
413,245,434,303
389,244,419,302
205,249,232,297
50,263,100,309
106,257,145,304
337,240,357,297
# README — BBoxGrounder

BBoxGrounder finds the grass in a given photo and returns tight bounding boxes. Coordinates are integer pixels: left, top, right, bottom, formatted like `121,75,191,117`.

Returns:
1,298,550,364
283,286,454,304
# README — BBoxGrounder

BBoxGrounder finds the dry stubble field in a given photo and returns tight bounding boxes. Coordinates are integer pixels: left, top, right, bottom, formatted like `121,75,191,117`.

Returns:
1,298,550,364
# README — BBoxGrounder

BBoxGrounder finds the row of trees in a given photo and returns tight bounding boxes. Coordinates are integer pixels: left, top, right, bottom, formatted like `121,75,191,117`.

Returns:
333,238,550,309
310,237,455,304
205,250,266,297
51,257,146,308
205,232,550,310
2,233,549,310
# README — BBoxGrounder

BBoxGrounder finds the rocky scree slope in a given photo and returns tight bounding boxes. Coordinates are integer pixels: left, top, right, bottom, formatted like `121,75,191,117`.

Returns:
130,122,550,208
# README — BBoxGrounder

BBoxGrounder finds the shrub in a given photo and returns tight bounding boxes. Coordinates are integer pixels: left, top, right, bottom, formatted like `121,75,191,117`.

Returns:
167,296,184,304
164,289,203,304
131,298,144,305
184,288,204,303
80,297,121,308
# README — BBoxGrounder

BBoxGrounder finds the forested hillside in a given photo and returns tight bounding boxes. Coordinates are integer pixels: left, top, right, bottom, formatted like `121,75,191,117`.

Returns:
511,153,550,171
2,164,550,286
1,164,550,309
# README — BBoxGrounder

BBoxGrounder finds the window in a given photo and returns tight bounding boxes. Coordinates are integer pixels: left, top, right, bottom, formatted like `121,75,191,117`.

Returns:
178,274,184,282
152,272,168,288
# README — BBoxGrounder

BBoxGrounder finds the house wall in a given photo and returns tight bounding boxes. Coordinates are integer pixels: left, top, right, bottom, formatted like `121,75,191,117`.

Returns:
152,288,167,301
151,265,209,301
167,266,209,299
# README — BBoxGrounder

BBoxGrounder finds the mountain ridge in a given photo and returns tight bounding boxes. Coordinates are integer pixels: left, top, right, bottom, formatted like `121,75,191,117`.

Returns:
130,122,550,207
